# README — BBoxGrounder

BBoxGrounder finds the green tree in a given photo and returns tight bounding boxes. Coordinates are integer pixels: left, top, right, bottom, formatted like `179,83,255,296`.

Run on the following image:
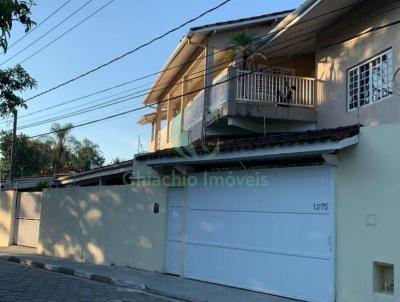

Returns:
0,0,37,117
0,130,52,177
0,123,106,177
72,138,105,171
110,157,125,165
226,31,267,70
46,123,77,173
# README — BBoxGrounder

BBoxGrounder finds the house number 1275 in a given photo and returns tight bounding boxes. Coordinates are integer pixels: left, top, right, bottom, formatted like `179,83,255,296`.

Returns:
313,203,328,211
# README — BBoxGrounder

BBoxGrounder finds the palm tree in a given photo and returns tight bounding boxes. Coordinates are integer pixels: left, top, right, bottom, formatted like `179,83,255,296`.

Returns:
47,122,76,173
226,31,267,70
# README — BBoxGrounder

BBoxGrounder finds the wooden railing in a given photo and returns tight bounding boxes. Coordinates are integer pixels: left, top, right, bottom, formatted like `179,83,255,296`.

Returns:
236,70,315,107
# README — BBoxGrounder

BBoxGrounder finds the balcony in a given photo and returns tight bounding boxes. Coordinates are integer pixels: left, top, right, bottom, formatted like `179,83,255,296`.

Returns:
206,68,315,116
149,94,205,151
150,67,317,150
235,70,315,107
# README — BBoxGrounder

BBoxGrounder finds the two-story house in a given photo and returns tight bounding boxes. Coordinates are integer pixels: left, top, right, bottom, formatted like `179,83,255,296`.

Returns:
138,9,318,151
135,0,400,302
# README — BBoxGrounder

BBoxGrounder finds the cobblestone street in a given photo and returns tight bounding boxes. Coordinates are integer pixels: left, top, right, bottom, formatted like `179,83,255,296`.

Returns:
0,260,166,302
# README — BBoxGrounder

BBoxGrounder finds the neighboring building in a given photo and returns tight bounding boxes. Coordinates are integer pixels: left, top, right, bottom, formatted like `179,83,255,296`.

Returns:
5,1,398,302
0,176,57,191
57,160,133,187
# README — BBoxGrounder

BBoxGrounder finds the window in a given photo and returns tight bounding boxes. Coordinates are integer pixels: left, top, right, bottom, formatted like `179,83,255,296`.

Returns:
347,49,393,111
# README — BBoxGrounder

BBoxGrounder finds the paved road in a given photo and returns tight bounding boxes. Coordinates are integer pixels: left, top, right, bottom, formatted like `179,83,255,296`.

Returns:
0,260,167,302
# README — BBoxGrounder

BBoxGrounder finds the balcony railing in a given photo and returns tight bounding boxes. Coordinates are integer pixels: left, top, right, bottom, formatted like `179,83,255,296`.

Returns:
210,71,228,110
157,126,168,150
236,70,315,107
152,68,317,151
183,91,204,131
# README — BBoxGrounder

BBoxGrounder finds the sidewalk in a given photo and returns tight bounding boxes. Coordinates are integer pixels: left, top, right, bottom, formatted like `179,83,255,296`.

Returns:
0,246,297,302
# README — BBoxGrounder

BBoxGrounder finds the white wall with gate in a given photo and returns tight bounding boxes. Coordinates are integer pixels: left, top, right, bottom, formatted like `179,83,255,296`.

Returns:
165,166,335,302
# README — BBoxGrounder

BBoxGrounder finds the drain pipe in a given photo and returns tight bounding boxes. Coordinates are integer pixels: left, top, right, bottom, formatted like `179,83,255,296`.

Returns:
188,31,217,143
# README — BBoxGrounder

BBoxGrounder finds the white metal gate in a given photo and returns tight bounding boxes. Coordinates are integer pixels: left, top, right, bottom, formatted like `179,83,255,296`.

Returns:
165,187,184,274
166,166,335,302
13,192,42,248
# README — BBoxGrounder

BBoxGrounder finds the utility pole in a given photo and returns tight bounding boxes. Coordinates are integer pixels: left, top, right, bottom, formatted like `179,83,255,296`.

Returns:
0,155,2,191
9,109,17,182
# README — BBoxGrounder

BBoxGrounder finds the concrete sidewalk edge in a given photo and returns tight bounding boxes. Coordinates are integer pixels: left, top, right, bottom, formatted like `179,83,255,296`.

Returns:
0,255,146,291
0,255,207,302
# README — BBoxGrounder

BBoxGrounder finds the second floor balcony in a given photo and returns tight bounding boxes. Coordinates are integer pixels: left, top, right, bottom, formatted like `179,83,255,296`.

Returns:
149,67,317,151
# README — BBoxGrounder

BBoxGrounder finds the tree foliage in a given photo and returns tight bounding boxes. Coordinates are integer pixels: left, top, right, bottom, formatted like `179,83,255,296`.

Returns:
0,123,106,177
72,138,105,171
110,157,126,165
0,0,36,52
0,0,37,117
46,122,76,172
0,131,53,177
226,31,267,70
0,64,37,117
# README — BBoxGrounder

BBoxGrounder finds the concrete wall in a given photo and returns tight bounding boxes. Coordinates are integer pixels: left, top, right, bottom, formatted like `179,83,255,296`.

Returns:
316,0,400,129
336,123,400,302
0,191,16,247
38,185,168,272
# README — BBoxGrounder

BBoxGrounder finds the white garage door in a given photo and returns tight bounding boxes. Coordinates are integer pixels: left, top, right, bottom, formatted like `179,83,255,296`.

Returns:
166,166,335,302
13,192,42,248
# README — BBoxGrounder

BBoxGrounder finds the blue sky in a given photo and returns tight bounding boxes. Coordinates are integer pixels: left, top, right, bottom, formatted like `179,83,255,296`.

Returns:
0,0,303,163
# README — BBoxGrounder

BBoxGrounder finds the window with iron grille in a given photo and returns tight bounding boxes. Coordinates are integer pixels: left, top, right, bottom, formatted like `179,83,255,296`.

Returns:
347,49,393,111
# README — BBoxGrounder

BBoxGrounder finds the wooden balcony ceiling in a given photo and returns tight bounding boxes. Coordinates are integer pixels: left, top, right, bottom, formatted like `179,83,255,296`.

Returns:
138,111,167,125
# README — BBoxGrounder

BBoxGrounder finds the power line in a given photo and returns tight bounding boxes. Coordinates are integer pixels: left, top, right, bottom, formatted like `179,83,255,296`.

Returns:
27,54,313,138
19,0,116,65
17,1,361,119
3,0,73,53
19,82,152,122
4,0,393,130
0,0,358,129
0,55,232,128
16,61,231,130
24,0,233,101
0,0,95,67
9,0,396,129
12,56,231,125
26,15,400,139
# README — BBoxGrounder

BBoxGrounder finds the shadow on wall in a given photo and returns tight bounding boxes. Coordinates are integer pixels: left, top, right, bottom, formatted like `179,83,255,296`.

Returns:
38,184,168,272
316,0,399,128
0,191,16,247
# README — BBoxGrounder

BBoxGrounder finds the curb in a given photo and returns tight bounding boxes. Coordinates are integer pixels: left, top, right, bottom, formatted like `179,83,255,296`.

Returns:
0,255,146,291
146,288,207,302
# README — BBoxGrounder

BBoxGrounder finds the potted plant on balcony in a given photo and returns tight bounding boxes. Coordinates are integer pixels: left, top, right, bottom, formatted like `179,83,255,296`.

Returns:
226,31,267,70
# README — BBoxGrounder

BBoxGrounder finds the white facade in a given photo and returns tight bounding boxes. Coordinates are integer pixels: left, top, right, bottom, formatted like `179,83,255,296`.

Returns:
166,167,336,302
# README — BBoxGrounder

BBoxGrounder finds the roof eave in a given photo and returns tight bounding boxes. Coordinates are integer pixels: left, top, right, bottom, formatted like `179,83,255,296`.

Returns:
136,135,359,166
57,161,134,184
190,11,291,34
264,0,322,46
143,10,292,106
143,34,192,105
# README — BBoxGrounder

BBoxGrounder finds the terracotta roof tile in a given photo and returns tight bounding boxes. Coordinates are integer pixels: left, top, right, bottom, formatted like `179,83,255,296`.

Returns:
135,124,360,161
